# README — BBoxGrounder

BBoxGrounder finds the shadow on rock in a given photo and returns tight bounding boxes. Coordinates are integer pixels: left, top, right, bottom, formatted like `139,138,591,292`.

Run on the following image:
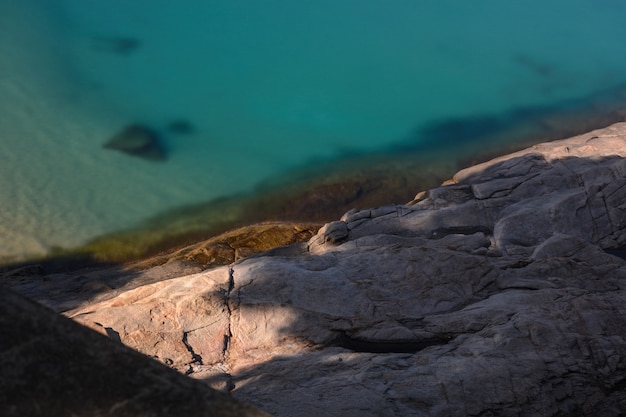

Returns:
0,287,269,416
214,136,626,415
6,125,626,416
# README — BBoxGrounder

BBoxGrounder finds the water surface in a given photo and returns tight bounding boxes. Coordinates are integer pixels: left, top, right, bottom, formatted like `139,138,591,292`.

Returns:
2,0,626,262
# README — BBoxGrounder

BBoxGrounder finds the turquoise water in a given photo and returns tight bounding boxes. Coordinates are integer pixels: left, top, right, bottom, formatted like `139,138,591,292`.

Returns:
2,0,626,262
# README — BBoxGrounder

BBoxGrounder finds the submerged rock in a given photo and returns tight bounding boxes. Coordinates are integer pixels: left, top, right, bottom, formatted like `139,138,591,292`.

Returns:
104,124,166,161
92,36,141,55
167,119,196,135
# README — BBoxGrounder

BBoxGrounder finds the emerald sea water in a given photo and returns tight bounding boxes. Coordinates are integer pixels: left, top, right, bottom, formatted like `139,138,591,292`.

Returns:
2,0,626,263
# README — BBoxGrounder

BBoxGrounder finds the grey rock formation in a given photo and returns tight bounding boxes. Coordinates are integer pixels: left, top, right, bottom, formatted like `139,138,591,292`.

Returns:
228,125,626,416
8,123,626,416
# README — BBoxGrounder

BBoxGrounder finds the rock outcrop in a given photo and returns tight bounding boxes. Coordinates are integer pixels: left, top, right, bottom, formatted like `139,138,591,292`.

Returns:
135,221,321,270
8,123,626,415
0,287,269,416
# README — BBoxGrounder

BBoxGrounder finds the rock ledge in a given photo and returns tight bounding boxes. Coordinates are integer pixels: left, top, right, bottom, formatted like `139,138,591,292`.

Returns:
7,123,626,416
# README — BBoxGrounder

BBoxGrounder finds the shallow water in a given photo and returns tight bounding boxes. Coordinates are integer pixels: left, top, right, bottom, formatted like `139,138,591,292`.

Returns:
2,0,626,263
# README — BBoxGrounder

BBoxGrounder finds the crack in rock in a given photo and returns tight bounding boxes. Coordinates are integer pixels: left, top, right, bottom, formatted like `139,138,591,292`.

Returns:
181,331,203,367
104,327,122,343
224,267,234,358
331,331,455,354
219,266,236,392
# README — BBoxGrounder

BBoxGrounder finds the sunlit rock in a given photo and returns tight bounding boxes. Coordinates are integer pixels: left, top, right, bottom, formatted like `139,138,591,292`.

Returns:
0,287,269,417
8,123,626,416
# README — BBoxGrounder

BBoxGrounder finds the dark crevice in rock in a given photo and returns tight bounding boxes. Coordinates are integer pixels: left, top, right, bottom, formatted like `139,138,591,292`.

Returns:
227,267,235,294
222,333,231,358
324,221,350,244
104,327,122,343
431,226,493,239
604,377,626,395
221,267,236,392
500,259,534,269
396,317,426,327
499,286,541,292
331,332,455,353
182,331,203,366
601,194,616,234
224,269,235,357
605,246,626,261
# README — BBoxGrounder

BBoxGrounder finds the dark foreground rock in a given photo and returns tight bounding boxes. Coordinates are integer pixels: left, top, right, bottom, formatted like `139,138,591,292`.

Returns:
7,123,626,416
104,124,166,161
0,287,269,417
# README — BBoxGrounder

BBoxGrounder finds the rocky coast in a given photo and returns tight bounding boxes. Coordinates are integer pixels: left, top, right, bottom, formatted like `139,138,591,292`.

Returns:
2,123,626,416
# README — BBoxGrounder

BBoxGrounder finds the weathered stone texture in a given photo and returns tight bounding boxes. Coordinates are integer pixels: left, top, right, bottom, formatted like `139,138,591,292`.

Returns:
0,287,269,417
70,268,232,375
8,123,626,416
